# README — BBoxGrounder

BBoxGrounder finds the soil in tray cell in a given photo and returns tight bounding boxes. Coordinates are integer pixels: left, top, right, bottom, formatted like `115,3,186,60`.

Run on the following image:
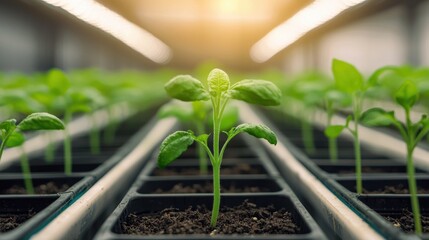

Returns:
339,179,429,194
150,163,266,176
363,185,429,194
1,181,70,194
121,199,301,235
152,182,270,193
146,179,280,194
0,211,35,232
319,164,426,175
385,209,429,233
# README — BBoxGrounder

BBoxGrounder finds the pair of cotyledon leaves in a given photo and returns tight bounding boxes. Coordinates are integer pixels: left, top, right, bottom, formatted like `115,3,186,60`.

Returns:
0,112,64,148
158,68,282,168
164,68,282,106
325,59,425,139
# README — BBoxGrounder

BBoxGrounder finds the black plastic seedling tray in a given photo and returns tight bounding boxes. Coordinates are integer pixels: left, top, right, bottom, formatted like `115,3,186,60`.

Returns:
263,109,429,239
94,135,327,239
0,108,158,239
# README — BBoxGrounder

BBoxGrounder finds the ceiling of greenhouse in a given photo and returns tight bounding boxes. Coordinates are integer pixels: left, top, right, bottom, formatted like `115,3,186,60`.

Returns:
97,0,312,69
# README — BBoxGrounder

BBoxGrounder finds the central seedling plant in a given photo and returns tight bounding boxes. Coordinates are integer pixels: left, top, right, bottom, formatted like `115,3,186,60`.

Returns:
360,69,428,234
0,113,65,193
325,59,375,194
157,68,281,227
158,100,238,174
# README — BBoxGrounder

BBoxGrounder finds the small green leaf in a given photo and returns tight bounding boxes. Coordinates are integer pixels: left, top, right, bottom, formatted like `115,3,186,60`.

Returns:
324,125,345,138
47,69,70,94
360,108,396,127
395,80,418,110
207,68,230,96
332,59,364,93
195,133,209,145
18,112,65,131
157,101,192,122
326,90,352,107
230,80,282,106
0,119,17,132
68,103,92,114
5,131,25,147
232,123,277,145
157,131,194,168
367,66,396,87
165,75,210,101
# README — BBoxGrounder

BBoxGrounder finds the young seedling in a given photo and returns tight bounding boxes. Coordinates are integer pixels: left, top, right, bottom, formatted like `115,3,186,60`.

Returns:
324,89,351,162
157,68,281,227
283,73,328,155
361,74,428,235
0,113,65,194
158,100,238,175
47,69,95,175
324,59,375,194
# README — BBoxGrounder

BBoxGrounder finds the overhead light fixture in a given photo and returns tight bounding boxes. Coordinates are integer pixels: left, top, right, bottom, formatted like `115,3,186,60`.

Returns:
250,0,368,63
40,0,172,64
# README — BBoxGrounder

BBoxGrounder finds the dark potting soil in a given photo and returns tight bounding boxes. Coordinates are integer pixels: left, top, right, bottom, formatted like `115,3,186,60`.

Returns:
0,211,35,232
1,182,70,194
153,182,270,194
385,209,429,233
338,166,403,174
152,163,263,176
362,184,429,194
121,200,301,235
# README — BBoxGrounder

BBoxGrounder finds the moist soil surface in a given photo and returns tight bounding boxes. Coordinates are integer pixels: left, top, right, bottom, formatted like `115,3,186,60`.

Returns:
362,184,429,194
153,182,271,194
152,163,264,176
121,200,301,235
1,182,70,194
385,209,429,233
0,211,35,232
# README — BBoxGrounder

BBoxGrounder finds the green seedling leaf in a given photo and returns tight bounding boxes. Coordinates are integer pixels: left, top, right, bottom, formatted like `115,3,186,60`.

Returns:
332,58,364,93
5,131,25,147
360,108,396,127
326,90,352,107
207,68,230,96
395,80,418,110
230,80,282,106
367,65,397,87
165,75,210,101
324,125,345,138
18,112,65,131
0,119,17,133
158,101,193,122
68,103,92,114
47,69,70,95
157,131,194,168
195,133,209,145
231,123,277,145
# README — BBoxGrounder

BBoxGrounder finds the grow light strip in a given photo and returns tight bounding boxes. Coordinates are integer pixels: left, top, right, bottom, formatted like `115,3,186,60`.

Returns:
250,0,368,63
40,0,172,64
